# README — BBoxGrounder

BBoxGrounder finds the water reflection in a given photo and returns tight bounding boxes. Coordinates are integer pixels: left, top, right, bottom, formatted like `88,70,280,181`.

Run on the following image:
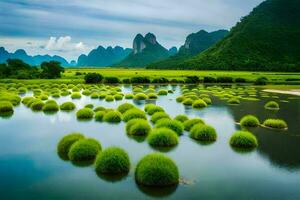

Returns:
136,183,178,198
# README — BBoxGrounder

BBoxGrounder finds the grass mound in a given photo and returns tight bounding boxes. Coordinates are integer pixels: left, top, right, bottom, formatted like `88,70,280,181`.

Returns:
103,110,122,123
30,100,45,111
123,108,147,122
264,101,279,110
95,111,106,122
150,112,170,124
42,100,59,112
190,124,217,141
230,131,258,148
158,89,168,95
105,95,114,102
68,138,102,162
148,128,179,147
126,119,151,136
95,147,130,174
134,93,148,100
60,102,76,111
57,133,85,160
263,119,288,129
135,153,179,186
117,103,135,114
174,114,189,123
155,119,184,135
71,92,82,99
192,99,207,109
147,106,164,115
182,98,193,106
183,118,205,131
76,108,94,119
228,98,240,105
240,115,260,127
125,94,134,99
0,101,14,115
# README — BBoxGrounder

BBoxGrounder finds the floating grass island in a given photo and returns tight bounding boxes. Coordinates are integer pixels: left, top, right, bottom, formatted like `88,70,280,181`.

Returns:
148,128,179,147
264,101,280,110
262,119,288,130
76,108,94,119
183,118,205,131
68,138,102,162
103,110,122,123
229,131,258,149
60,102,76,111
240,115,260,127
190,124,217,142
155,119,184,135
135,153,179,186
126,119,151,136
57,133,85,160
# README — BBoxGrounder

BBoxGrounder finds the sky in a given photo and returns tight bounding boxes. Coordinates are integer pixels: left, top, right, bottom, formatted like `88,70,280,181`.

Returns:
0,0,264,61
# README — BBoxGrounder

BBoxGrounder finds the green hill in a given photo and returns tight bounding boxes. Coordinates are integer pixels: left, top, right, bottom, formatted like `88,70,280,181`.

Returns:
150,0,300,72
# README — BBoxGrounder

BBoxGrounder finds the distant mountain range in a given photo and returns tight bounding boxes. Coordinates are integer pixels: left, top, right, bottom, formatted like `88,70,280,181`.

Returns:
77,46,132,67
0,47,71,66
115,33,172,67
152,0,300,71
148,30,228,69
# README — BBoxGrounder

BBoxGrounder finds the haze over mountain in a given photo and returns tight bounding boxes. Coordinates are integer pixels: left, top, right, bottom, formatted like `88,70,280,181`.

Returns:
148,29,228,69
77,46,132,67
163,0,300,71
0,47,70,66
116,33,170,67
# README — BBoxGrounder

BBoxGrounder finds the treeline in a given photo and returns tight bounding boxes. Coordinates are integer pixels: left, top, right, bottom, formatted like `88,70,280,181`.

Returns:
0,59,64,79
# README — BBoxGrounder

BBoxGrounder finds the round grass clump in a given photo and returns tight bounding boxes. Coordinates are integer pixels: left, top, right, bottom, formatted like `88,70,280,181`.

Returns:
174,114,189,123
228,98,240,105
85,104,94,109
90,92,99,99
117,103,135,114
134,93,148,100
135,153,179,186
240,115,260,127
148,128,178,147
123,108,147,122
60,102,76,111
125,94,134,99
229,131,258,148
190,124,217,141
182,98,193,106
147,106,164,115
263,119,288,129
147,93,158,99
103,110,122,123
76,108,94,119
126,119,151,136
0,101,14,115
192,99,207,109
264,101,279,110
71,92,81,99
94,106,106,112
68,138,102,162
30,100,45,111
57,133,85,160
105,95,114,102
155,119,184,135
42,101,59,112
183,118,205,131
176,96,185,103
114,94,123,101
158,89,168,95
95,147,130,175
95,111,106,122
202,97,212,105
150,112,170,124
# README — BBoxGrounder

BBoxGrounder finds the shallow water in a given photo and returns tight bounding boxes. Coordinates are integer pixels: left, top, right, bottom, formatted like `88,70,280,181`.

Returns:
0,85,300,200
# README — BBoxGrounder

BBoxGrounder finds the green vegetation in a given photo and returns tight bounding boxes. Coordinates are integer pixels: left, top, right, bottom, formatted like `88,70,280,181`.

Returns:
190,124,217,142
263,119,288,129
126,119,151,136
84,73,103,84
192,99,207,109
230,131,258,148
95,111,106,122
158,89,168,95
134,93,148,100
150,112,170,124
148,128,179,147
60,102,76,111
122,108,147,122
76,108,94,119
228,98,240,105
68,138,102,162
155,119,184,135
117,103,135,114
30,100,45,111
183,118,205,131
95,147,130,175
264,101,280,110
0,101,14,115
103,110,122,123
135,153,179,186
57,133,85,160
240,115,260,127
146,105,164,115
42,100,59,112
71,92,81,99
174,114,189,123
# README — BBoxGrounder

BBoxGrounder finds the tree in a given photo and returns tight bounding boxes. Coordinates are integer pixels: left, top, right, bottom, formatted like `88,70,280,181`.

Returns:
40,61,64,79
84,73,103,83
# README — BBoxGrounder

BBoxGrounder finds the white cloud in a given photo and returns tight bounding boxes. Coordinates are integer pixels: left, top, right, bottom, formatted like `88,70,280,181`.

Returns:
45,36,72,51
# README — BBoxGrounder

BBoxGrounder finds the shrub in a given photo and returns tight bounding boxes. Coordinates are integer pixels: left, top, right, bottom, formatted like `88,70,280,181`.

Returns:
148,128,178,147
150,112,170,124
95,147,130,174
185,76,200,83
192,99,207,109
134,93,148,100
95,111,106,122
42,101,59,112
228,98,240,105
254,77,268,85
125,94,134,99
71,92,81,99
216,77,233,83
152,77,169,84
82,89,91,96
103,76,120,84
22,96,35,105
103,110,122,123
126,119,151,136
155,119,184,135
117,103,135,114
135,153,179,186
122,78,131,84
190,124,217,141
90,92,99,99
0,101,14,114
123,109,147,122
147,106,164,115
76,108,94,119
57,133,84,160
235,78,246,83
68,138,102,162
84,73,103,84
131,76,150,84
263,119,288,129
240,115,260,127
158,89,168,95
183,118,205,131
230,131,258,148
203,76,216,83
264,101,279,110
174,114,189,123
182,98,193,106
147,93,158,99
105,95,114,102
60,102,76,111
114,94,123,101
30,100,45,111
